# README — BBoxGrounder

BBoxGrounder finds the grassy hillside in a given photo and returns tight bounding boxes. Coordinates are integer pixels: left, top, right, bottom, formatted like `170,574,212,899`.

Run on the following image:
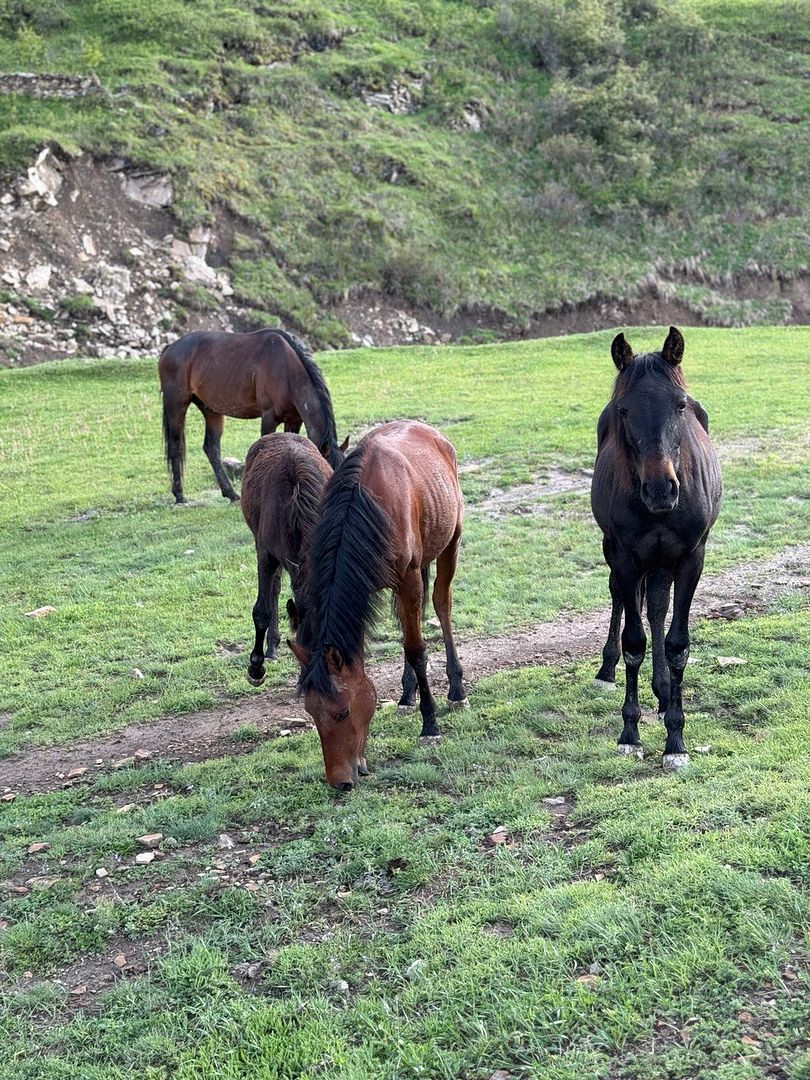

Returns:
1,326,809,752
0,1,808,342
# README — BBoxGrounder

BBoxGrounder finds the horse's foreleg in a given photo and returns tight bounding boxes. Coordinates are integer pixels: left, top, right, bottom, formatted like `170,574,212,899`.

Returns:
647,568,673,716
595,568,622,687
433,539,467,706
614,564,645,753
201,410,239,501
396,570,438,738
260,410,278,436
398,659,418,709
248,553,281,685
662,548,705,770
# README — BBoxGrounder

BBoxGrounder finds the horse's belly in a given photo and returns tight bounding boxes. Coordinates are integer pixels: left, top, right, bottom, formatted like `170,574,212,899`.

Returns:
191,371,262,419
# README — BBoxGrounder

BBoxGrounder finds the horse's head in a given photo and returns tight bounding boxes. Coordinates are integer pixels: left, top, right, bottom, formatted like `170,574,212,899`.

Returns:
610,326,690,515
320,435,350,471
288,640,376,790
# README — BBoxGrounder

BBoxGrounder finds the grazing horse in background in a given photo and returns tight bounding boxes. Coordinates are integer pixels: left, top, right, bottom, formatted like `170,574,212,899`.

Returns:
288,420,467,790
591,327,721,770
240,433,333,686
158,327,346,503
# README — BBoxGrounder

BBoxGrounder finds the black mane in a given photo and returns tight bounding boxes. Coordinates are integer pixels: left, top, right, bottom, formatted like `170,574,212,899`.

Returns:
270,328,341,464
612,351,687,400
298,443,393,696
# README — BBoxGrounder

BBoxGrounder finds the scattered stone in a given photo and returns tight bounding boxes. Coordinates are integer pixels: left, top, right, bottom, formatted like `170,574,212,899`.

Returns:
485,826,509,846
576,973,600,988
134,749,152,762
218,833,236,850
27,842,50,854
135,851,156,865
405,958,426,981
285,717,309,727
25,264,52,291
693,745,712,754
331,979,349,993
81,233,96,256
130,668,144,679
279,728,292,737
716,656,746,667
70,984,88,996
1,793,16,803
112,953,127,968
67,767,87,779
136,833,163,848
248,854,261,865
121,170,173,208
25,605,56,618
95,867,108,878
542,796,567,806
113,757,135,770
232,960,264,980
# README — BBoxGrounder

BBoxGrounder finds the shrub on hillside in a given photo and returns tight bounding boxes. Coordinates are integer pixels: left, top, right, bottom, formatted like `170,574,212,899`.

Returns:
496,0,625,73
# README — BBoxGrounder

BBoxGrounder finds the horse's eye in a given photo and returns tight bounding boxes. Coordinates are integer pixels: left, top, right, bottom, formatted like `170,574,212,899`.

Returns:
678,401,687,412
336,708,350,722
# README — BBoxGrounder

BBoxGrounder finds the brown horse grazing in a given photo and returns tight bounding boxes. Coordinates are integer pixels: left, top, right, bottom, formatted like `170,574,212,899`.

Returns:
240,433,333,686
158,327,346,503
288,420,467,790
591,327,722,770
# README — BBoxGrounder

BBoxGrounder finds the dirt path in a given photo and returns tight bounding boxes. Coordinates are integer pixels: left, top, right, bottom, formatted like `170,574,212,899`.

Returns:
2,546,808,795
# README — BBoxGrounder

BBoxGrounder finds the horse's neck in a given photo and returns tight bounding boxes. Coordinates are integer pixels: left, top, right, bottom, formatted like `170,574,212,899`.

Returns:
291,376,327,442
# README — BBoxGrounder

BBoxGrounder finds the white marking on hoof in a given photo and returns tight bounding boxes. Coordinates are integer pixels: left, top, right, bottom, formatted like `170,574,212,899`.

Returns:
616,743,644,760
246,673,266,687
593,679,616,692
419,734,441,745
447,697,470,710
397,703,417,715
662,753,690,771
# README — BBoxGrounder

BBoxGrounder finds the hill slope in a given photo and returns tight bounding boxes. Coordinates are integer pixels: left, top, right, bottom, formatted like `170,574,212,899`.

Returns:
0,0,809,353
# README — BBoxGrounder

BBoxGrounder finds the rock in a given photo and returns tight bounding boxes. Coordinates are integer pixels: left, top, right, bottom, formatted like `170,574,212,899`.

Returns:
134,749,152,762
92,262,131,304
135,851,156,865
222,457,244,479
67,767,87,779
576,973,600,988
331,979,349,993
136,833,163,848
248,853,262,865
1,793,17,803
113,757,135,770
285,717,309,727
694,745,711,754
25,604,56,618
70,984,88,996
0,238,10,252
542,796,567,806
81,233,96,256
121,171,173,208
232,960,264,980
24,264,52,291
485,826,509,846
130,668,144,679
27,842,50,854
188,225,211,258
182,255,217,286
716,656,746,667
18,148,63,206
95,867,108,878
112,953,127,968
405,958,426,981
218,833,236,850
279,729,292,737
1,268,20,286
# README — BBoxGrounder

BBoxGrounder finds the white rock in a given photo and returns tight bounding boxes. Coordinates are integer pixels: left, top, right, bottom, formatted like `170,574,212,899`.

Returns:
121,171,173,208
135,851,156,865
25,264,52,290
182,255,217,286
82,233,96,256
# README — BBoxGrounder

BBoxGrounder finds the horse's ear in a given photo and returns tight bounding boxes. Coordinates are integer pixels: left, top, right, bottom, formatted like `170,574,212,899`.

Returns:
286,598,299,631
611,332,634,371
325,646,344,673
287,639,310,667
662,326,685,367
339,435,350,453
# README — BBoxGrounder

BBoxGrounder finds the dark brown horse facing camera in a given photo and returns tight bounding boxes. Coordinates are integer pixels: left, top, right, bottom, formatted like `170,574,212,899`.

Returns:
591,327,722,770
240,432,333,686
158,327,345,503
288,420,467,791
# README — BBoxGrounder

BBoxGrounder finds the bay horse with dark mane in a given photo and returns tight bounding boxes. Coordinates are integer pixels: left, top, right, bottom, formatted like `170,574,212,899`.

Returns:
241,432,333,686
288,420,467,790
158,328,345,503
591,327,721,770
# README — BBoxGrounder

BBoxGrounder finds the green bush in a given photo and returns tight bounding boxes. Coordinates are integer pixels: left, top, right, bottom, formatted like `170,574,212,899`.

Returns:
496,0,625,73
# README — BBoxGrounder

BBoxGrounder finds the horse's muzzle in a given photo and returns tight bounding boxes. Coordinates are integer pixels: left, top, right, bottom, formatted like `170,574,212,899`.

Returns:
642,477,679,514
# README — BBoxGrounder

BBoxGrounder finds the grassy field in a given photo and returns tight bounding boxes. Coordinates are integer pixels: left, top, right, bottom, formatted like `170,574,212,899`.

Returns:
1,1,809,339
1,327,809,753
1,327,809,1076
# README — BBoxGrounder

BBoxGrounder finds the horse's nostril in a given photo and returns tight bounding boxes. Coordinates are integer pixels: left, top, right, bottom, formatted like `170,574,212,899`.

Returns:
340,781,354,792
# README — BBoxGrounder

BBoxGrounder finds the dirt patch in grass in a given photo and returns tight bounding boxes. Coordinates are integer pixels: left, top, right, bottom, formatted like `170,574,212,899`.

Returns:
474,468,593,519
1,545,808,796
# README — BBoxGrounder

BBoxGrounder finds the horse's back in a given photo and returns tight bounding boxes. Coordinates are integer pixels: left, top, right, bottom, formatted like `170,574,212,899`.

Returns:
242,433,331,547
360,421,462,565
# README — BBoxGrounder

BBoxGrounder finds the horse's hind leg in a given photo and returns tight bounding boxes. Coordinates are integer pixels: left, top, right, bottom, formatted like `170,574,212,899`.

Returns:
595,568,622,688
248,553,281,685
396,569,439,738
647,568,673,716
162,391,190,503
201,409,239,501
433,539,467,706
662,548,704,770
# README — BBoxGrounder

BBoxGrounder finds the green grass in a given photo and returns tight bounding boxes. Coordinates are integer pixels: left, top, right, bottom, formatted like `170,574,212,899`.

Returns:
0,1,809,340
0,602,808,1078
1,327,809,753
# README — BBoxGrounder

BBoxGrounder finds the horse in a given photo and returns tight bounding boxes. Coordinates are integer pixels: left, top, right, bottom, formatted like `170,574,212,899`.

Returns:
158,327,346,503
288,420,467,790
240,432,333,686
590,326,722,770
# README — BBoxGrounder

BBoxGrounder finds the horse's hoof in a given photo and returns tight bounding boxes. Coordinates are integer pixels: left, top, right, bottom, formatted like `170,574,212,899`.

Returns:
358,761,370,777
447,697,469,710
593,679,616,692
419,734,441,745
662,753,690,772
616,743,644,760
397,703,417,714
247,671,266,687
